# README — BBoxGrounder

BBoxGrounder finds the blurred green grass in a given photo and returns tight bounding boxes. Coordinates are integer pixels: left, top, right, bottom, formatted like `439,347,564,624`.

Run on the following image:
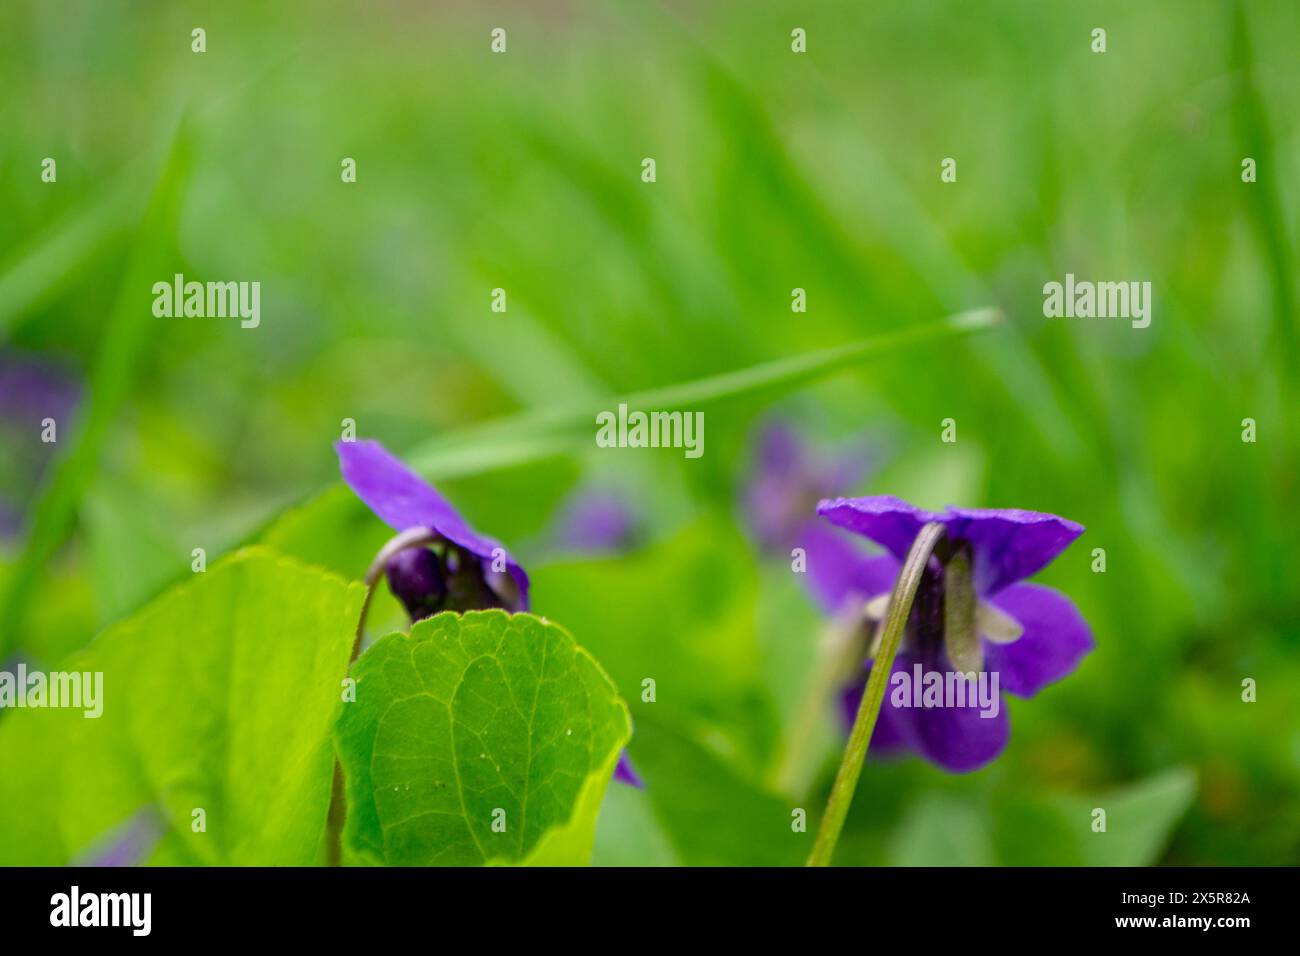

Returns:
1,0,1297,864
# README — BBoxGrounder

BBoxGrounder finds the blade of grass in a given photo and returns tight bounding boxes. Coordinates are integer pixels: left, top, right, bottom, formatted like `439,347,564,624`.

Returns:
0,126,191,657
98,306,1002,631
404,307,1003,470
1230,0,1298,401
0,182,144,340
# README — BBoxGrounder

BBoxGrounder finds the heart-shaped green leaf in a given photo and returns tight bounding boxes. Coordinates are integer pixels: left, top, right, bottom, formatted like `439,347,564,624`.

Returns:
336,610,630,866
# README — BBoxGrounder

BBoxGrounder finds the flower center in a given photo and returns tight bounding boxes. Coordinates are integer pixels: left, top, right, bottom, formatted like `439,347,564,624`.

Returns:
385,542,508,621
862,541,1022,670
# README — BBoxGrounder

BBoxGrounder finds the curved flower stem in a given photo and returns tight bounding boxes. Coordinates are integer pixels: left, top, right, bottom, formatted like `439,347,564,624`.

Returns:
325,527,441,867
772,605,870,797
806,521,946,867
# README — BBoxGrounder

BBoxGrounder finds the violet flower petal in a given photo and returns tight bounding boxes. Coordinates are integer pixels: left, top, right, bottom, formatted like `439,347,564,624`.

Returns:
983,582,1094,697
77,807,165,867
805,537,898,614
844,651,1011,773
839,658,913,755
942,506,1084,596
335,439,529,609
838,650,1011,772
819,497,1084,597
816,496,942,565
907,685,1011,773
613,750,644,788
817,495,1087,774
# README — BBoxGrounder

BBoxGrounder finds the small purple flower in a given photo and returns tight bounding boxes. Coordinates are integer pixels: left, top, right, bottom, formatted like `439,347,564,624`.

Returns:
0,352,81,538
383,547,447,621
548,489,639,555
743,420,875,609
0,352,80,431
336,439,529,616
74,807,165,867
613,751,644,789
337,439,643,789
819,495,1093,773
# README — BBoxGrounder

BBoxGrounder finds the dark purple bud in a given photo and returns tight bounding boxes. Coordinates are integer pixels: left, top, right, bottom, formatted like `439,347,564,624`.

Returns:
441,546,508,613
385,548,446,622
336,439,530,610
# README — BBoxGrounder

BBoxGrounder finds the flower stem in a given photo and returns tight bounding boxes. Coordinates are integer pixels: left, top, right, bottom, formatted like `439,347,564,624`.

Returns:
772,606,870,797
325,527,440,867
806,521,946,867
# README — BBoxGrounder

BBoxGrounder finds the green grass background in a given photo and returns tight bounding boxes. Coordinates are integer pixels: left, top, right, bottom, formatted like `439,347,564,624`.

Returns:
1,0,1297,865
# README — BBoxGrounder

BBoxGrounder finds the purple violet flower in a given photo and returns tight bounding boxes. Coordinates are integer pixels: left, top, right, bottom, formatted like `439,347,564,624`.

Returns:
74,807,165,867
743,420,875,610
0,352,81,538
818,495,1094,773
336,439,530,616
337,439,643,789
548,489,639,555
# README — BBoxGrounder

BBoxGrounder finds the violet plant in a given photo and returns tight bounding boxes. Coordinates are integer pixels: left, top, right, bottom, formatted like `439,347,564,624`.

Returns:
333,438,642,848
806,495,1094,865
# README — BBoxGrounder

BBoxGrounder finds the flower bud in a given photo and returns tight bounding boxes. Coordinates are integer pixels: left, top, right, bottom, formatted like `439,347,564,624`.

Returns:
385,547,446,622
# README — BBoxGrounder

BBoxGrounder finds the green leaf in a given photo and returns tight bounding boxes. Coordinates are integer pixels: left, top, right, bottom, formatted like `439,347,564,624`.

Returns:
993,767,1197,867
888,792,994,867
1067,767,1198,867
83,479,186,626
335,610,630,866
627,713,806,866
531,520,777,770
0,547,365,866
592,779,680,867
0,181,142,338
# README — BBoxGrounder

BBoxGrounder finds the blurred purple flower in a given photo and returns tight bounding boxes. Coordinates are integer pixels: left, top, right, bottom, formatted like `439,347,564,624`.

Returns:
0,353,81,538
548,489,639,555
743,419,874,609
336,439,529,615
75,807,165,867
0,353,80,426
820,495,1093,773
